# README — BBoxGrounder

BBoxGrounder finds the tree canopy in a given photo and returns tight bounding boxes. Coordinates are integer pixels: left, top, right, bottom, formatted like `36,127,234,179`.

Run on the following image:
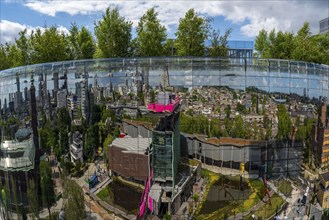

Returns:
255,22,329,64
175,9,210,56
136,7,167,56
1,9,328,72
94,7,132,58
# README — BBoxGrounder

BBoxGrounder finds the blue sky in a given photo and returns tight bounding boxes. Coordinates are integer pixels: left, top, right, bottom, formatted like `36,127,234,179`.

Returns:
1,0,328,44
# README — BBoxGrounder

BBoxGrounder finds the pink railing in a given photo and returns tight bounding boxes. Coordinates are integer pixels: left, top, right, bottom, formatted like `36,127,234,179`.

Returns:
137,169,153,219
147,97,180,113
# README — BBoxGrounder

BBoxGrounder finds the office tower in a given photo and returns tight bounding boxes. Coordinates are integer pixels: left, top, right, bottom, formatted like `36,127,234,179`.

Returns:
24,87,29,102
16,73,20,92
161,66,170,90
29,76,39,151
53,70,59,91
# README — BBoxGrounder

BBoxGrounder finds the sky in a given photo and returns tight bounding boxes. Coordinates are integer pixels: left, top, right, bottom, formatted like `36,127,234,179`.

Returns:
0,0,328,44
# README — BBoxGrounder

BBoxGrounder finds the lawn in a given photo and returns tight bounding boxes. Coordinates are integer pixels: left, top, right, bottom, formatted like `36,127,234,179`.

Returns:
96,179,142,215
278,180,293,197
245,193,285,219
96,187,112,204
195,173,266,220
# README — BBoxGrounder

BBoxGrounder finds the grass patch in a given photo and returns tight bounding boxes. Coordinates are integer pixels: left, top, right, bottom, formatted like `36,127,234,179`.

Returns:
195,177,267,220
242,179,265,211
96,187,113,204
195,169,221,215
245,193,285,219
278,180,293,197
189,159,201,167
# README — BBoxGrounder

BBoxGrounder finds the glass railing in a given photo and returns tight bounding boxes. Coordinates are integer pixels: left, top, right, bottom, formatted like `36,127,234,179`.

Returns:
0,57,328,220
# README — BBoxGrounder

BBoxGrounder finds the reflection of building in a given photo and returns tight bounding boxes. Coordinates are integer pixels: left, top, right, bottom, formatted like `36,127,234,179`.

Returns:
0,129,36,207
108,137,151,184
320,17,329,34
227,40,254,58
67,95,78,120
70,131,83,164
311,97,329,169
183,135,274,174
317,171,329,208
57,89,67,109
161,66,170,90
147,93,183,216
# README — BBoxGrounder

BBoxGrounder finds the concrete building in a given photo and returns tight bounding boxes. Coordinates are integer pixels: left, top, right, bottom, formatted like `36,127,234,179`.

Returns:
317,171,329,208
320,17,329,34
311,97,329,169
57,89,67,109
70,131,83,164
67,94,79,120
183,135,274,175
108,137,151,184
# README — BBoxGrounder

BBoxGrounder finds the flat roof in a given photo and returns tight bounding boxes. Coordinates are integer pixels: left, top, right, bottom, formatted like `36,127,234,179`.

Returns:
205,137,266,146
111,137,152,155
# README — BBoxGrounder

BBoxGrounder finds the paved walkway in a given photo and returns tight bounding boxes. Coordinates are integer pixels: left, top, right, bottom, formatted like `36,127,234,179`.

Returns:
202,164,259,179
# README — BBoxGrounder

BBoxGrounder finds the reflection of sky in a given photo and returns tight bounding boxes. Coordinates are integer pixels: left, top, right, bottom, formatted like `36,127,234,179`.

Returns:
0,60,328,102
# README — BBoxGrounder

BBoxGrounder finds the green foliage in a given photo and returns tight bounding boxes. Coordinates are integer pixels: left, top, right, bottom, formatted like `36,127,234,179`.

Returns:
193,194,200,202
255,22,329,64
224,105,231,119
15,29,30,65
57,107,71,131
180,113,222,137
175,9,210,56
91,104,102,125
63,179,85,220
277,104,292,140
94,7,132,58
27,179,39,219
277,180,293,197
136,7,167,56
236,102,246,113
40,160,55,216
163,39,176,56
67,23,95,60
113,126,120,138
103,134,113,163
150,89,156,103
101,107,115,123
84,124,100,160
208,28,232,57
96,187,113,203
30,26,68,63
78,26,95,59
39,121,55,153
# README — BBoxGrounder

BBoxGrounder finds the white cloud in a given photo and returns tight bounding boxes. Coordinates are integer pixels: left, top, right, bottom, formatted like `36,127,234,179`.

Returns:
0,20,69,44
19,0,329,38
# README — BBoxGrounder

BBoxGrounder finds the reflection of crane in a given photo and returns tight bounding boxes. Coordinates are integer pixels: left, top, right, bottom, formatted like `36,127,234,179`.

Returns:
219,177,237,203
261,164,272,205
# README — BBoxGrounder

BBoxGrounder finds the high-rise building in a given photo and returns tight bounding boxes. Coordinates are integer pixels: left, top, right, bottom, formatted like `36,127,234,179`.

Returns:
152,114,180,186
320,17,329,34
148,93,181,215
16,73,20,92
161,66,170,90
311,97,329,169
67,94,79,120
57,89,68,109
29,76,39,151
53,70,59,91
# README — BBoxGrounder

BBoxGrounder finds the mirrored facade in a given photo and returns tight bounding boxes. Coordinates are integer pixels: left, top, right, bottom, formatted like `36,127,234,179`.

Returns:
0,57,328,219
